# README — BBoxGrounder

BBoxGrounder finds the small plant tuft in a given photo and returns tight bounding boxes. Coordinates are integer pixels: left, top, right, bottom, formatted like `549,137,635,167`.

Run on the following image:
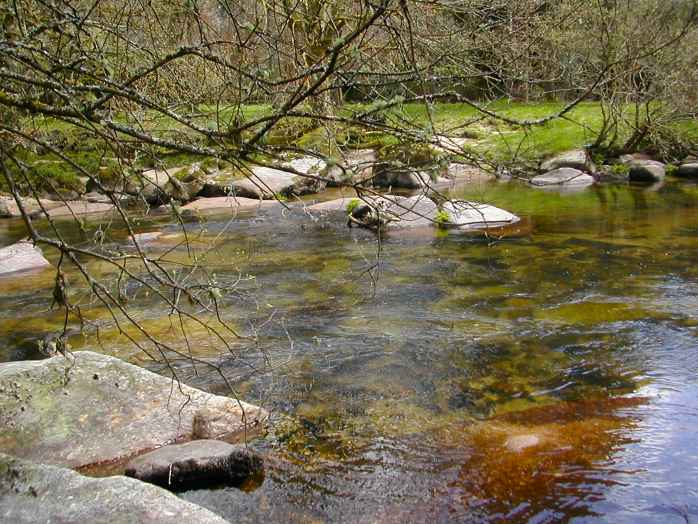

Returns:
346,198,361,214
435,209,451,229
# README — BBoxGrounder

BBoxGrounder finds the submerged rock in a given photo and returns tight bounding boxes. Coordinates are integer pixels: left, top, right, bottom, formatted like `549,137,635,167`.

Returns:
530,168,595,187
124,439,263,491
0,241,51,276
627,160,666,182
0,351,267,469
540,149,595,173
441,201,520,230
0,453,229,524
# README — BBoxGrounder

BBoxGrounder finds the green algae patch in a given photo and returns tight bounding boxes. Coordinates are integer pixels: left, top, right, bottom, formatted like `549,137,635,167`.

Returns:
536,301,661,326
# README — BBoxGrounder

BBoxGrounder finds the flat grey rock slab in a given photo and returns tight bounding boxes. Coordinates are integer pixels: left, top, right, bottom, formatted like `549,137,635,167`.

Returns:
627,160,665,182
45,201,117,218
0,241,51,275
125,439,263,491
540,149,595,173
0,453,229,524
442,201,520,230
677,163,698,178
530,168,595,187
0,196,64,218
306,197,358,213
180,196,279,216
0,351,267,469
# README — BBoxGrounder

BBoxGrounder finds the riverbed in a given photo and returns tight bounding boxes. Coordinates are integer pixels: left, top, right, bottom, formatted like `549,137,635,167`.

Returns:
1,180,697,523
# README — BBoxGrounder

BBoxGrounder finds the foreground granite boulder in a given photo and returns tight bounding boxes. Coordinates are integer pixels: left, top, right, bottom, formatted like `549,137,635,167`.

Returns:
125,440,263,491
0,454,228,524
0,241,51,276
0,351,267,469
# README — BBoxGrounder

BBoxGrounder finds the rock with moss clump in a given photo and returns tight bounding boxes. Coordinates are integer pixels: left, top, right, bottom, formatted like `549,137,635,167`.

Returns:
0,351,267,469
0,241,52,275
540,149,595,173
0,453,229,524
124,439,263,491
125,165,206,205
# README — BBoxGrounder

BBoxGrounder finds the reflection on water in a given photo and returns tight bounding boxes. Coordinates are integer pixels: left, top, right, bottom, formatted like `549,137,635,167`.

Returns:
1,181,698,522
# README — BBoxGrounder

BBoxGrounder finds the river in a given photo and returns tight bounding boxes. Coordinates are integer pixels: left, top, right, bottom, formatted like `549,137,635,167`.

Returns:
1,180,697,523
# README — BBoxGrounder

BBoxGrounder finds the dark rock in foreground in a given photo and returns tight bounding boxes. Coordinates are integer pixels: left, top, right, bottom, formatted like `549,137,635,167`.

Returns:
125,439,263,491
0,453,229,524
0,241,51,276
0,351,267,469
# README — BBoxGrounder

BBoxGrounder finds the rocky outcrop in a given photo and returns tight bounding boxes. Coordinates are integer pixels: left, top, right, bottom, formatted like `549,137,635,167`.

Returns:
306,197,359,213
627,160,666,182
0,241,51,276
0,454,229,524
530,168,595,187
0,351,267,469
124,440,263,491
441,201,520,230
540,149,595,173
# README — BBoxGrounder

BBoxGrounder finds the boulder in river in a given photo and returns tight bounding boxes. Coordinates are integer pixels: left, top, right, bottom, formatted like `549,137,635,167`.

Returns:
209,158,327,199
676,162,698,178
325,149,376,186
530,168,595,187
348,194,438,230
0,351,267,469
45,200,117,218
540,149,595,173
441,201,520,230
0,241,51,276
627,160,666,182
0,453,229,524
124,439,263,491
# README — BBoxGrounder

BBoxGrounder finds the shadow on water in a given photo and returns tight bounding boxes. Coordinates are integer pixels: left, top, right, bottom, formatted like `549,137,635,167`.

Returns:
2,181,698,522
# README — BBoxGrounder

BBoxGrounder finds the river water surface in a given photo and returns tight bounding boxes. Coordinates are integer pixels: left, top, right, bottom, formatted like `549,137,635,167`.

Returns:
1,181,697,523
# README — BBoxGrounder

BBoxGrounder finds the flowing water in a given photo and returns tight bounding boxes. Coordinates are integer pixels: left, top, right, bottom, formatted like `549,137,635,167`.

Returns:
1,180,697,523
